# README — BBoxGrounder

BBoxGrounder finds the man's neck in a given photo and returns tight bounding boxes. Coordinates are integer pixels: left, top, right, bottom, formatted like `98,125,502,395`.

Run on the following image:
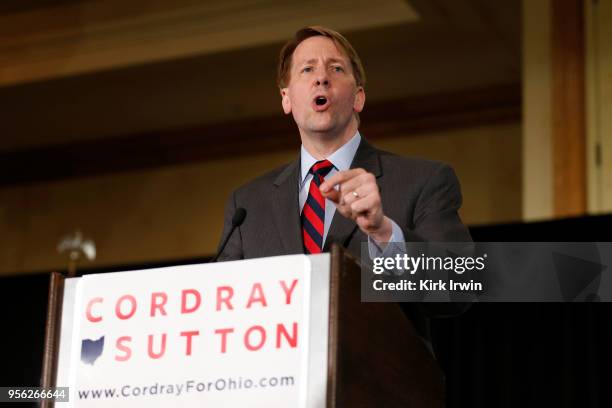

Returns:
300,121,359,160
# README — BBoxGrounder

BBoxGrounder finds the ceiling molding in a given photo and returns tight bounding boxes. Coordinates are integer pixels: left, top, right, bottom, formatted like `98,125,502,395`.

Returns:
0,0,418,87
0,84,520,187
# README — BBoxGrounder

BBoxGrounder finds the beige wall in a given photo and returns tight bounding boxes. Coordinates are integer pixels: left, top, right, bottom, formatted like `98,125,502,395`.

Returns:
522,0,553,221
0,122,521,276
523,0,612,219
587,0,612,213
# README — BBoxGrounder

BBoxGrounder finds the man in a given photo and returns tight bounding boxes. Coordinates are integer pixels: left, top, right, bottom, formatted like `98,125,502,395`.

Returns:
216,26,471,341
217,26,471,265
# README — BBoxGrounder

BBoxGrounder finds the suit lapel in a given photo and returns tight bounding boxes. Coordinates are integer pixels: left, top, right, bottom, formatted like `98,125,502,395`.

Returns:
323,138,383,251
272,159,304,254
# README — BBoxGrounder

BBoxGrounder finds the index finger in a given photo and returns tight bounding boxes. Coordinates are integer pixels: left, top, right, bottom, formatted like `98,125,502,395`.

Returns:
320,168,366,192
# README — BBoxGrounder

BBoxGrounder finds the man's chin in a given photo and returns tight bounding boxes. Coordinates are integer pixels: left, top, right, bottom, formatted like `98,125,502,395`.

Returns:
309,128,341,140
310,116,346,132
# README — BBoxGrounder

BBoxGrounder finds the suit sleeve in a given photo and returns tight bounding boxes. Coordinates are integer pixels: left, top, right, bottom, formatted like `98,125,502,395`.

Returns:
410,163,472,317
409,163,472,243
216,190,244,262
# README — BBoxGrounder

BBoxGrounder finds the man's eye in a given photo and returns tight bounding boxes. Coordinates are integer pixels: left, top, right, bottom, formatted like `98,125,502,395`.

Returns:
332,66,344,72
301,67,312,73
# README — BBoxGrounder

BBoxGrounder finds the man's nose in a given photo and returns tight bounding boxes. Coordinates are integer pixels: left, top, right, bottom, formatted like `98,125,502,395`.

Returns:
315,70,329,86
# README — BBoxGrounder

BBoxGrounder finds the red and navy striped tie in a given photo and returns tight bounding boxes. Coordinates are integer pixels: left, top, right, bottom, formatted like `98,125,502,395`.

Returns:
302,160,334,254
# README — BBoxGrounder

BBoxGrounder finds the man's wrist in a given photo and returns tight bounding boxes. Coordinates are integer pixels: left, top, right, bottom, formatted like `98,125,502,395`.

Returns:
369,216,393,244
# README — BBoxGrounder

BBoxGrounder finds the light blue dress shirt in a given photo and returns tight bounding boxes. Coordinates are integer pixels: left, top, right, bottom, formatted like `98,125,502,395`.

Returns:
298,132,407,258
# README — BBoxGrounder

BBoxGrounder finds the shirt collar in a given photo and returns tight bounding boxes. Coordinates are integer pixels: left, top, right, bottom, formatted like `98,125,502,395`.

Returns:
300,131,362,184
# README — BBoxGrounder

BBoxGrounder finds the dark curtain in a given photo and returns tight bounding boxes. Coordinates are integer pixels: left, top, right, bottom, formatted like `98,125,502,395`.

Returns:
430,215,612,407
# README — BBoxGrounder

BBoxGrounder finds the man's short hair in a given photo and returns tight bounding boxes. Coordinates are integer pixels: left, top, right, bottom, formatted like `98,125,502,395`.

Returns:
277,26,366,89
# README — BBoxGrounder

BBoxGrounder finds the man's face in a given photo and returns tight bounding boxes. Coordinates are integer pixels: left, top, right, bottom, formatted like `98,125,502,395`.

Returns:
280,36,365,139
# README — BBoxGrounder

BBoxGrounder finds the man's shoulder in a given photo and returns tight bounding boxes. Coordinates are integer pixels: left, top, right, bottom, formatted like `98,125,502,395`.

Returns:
373,146,454,180
232,161,296,198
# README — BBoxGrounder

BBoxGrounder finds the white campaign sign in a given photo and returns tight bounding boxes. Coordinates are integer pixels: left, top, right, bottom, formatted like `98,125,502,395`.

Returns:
59,255,317,407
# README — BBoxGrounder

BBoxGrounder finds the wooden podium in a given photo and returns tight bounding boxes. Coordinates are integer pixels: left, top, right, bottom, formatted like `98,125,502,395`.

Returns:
41,245,444,407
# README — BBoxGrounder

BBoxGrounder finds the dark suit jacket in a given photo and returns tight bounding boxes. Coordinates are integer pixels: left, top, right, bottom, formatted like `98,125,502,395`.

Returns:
217,138,472,335
218,138,470,259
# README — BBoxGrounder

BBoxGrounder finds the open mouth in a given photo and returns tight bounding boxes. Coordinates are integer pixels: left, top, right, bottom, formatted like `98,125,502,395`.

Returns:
312,96,329,111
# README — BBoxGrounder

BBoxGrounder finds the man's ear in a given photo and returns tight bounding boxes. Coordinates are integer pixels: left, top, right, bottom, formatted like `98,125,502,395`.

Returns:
353,86,365,113
280,88,292,114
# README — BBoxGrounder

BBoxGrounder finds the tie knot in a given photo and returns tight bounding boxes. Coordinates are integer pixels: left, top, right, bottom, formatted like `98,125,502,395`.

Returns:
310,160,334,177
